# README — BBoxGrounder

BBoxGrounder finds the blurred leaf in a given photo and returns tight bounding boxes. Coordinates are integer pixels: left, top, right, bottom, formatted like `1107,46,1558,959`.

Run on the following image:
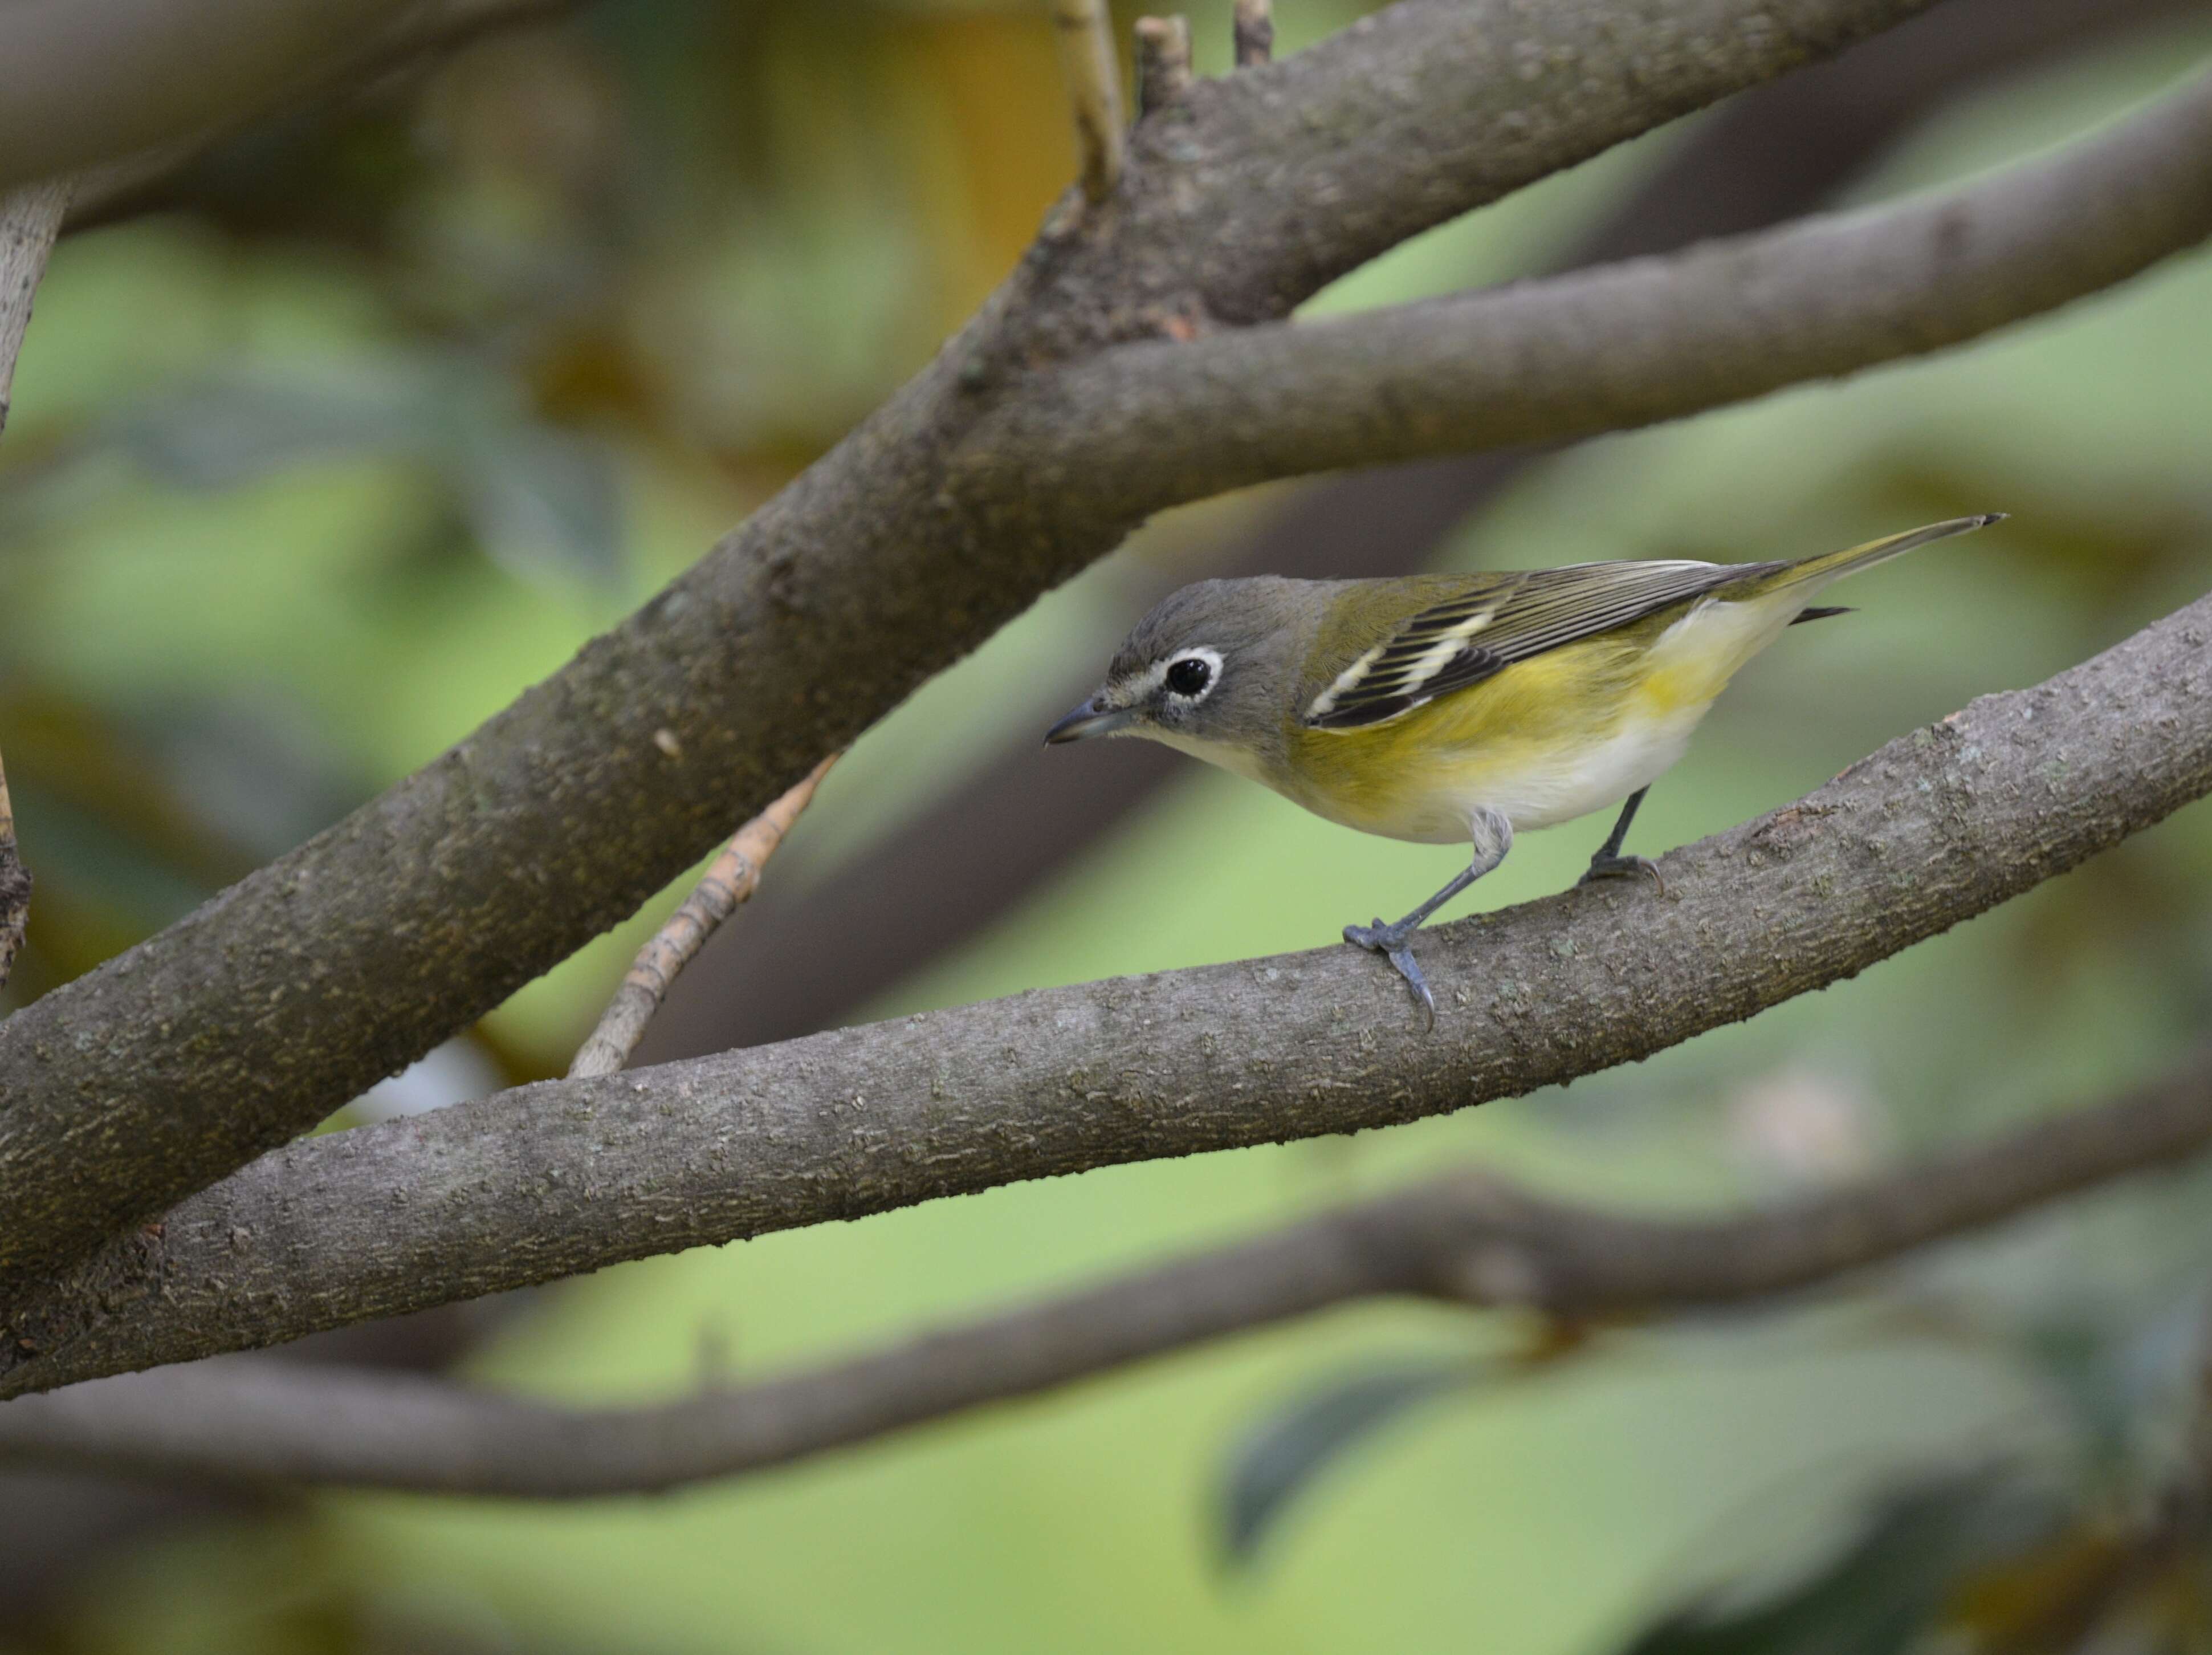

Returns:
1216,1358,1482,1570
148,694,368,860
1959,1280,2212,1486
1616,1466,2075,1655
10,786,211,934
449,414,623,589
78,355,624,588
2018,1314,2137,1473
99,364,431,488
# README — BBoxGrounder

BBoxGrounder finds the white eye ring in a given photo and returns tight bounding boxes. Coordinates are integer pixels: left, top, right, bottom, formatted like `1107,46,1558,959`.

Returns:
1163,648,1223,702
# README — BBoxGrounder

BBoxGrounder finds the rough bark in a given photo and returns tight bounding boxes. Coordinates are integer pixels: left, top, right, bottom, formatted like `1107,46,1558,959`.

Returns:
968,63,2212,513
6,588,2209,1398
3,1050,2207,1496
0,0,1965,1298
0,182,65,1001
0,179,69,440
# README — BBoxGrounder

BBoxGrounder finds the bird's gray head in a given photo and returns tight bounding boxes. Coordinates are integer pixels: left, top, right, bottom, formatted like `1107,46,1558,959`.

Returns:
1043,578,1317,777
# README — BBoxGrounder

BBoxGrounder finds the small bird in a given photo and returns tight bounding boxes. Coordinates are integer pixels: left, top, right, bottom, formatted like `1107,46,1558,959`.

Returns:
1045,514,2002,1020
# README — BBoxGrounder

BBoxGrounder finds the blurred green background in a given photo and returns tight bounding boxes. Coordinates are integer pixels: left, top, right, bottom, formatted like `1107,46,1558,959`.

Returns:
6,2,2212,1651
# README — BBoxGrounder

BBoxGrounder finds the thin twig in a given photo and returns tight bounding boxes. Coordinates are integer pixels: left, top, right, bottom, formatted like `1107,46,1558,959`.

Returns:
5,1050,2209,1495
1134,17,1193,117
1233,0,1273,68
1053,0,1125,201
568,754,837,1080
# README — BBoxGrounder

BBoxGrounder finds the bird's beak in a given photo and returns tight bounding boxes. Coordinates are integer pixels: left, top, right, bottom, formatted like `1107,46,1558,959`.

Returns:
1044,697,1134,746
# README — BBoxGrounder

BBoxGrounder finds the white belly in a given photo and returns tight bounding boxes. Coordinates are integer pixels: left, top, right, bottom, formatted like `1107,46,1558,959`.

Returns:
1476,706,1706,832
1414,595,1798,838
1147,594,1797,846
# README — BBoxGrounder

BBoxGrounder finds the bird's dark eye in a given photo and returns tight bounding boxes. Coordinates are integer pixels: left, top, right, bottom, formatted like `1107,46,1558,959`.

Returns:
1166,656,1212,697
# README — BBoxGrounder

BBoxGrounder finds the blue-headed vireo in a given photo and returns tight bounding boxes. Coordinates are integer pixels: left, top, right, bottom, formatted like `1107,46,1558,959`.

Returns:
1045,514,2003,1019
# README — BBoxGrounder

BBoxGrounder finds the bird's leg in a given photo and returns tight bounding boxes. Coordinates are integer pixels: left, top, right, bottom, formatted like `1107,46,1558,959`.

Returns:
1344,807,1513,1027
1577,787,1663,894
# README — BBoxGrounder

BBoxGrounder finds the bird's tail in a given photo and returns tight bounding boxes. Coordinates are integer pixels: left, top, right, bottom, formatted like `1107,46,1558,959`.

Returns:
1730,513,2006,599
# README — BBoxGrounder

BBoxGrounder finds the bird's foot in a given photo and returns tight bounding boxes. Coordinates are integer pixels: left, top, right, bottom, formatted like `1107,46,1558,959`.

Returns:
1578,853,1664,897
1342,916,1435,1028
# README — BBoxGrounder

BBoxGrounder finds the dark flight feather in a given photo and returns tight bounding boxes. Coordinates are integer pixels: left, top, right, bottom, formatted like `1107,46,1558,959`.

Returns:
1306,559,1785,730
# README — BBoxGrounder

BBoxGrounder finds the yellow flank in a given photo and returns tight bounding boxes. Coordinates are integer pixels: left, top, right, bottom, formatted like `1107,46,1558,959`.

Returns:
1633,635,1723,717
1633,587,1798,714
1277,591,1802,844
1283,629,1649,841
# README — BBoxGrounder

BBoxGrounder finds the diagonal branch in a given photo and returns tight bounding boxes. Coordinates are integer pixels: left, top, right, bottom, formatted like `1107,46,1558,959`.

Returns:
0,181,63,993
59,1,580,229
0,757,27,996
0,0,1966,1300
968,62,2212,513
5,584,2209,1399
0,0,577,196
0,178,70,440
5,1048,2209,1497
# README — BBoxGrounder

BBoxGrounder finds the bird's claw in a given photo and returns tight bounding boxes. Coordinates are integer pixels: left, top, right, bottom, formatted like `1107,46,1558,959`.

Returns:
1342,918,1437,1029
1578,853,1664,898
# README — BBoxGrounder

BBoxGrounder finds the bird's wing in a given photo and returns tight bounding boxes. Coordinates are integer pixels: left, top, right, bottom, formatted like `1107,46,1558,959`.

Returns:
1303,559,1779,730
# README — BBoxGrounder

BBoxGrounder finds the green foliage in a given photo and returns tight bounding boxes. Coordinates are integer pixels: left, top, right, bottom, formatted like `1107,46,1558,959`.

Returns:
83,357,624,587
1216,1357,1484,1569
1618,1469,2075,1655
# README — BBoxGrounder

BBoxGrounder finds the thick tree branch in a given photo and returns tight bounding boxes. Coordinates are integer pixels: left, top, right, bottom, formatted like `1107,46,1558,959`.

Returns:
0,182,58,993
0,0,1962,1300
0,759,26,997
57,0,578,230
5,588,2209,1398
0,180,69,441
968,62,2212,511
5,1051,2209,1497
0,1,575,194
